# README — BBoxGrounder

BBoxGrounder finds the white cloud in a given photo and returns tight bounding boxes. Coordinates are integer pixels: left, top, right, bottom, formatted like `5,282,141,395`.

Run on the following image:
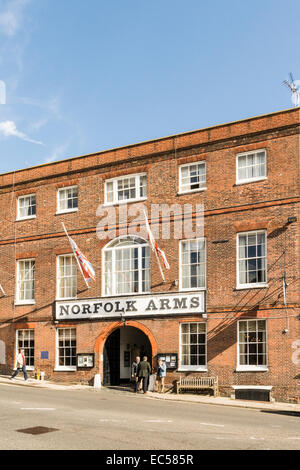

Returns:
45,141,70,164
0,0,30,36
0,120,44,145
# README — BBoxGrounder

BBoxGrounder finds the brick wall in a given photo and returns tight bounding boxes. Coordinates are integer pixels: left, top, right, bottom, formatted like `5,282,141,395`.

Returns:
0,107,299,401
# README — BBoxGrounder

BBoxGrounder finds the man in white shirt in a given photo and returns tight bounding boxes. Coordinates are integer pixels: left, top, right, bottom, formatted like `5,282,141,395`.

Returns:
10,348,28,381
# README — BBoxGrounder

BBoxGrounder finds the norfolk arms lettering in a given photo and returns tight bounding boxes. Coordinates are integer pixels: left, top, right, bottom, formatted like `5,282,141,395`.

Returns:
55,292,205,320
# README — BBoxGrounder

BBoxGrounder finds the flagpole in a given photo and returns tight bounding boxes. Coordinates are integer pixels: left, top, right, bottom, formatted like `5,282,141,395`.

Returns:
0,284,6,296
61,222,90,289
143,210,166,283
154,247,166,283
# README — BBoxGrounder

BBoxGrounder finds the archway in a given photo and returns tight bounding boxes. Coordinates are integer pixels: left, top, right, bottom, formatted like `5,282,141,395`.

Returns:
95,321,157,386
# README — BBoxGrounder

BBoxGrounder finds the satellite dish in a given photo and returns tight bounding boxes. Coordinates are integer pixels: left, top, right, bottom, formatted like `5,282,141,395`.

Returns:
283,73,300,107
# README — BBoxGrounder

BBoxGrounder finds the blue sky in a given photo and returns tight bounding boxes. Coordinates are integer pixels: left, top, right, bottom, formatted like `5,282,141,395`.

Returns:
0,0,299,174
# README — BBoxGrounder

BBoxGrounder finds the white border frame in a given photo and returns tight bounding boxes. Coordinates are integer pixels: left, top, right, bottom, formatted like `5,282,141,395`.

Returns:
104,173,147,206
102,235,150,297
15,258,36,306
179,238,206,292
178,321,208,372
16,194,37,221
236,319,268,372
54,327,77,372
56,185,79,215
15,329,35,371
236,230,268,290
56,254,77,301
178,161,207,195
235,148,267,185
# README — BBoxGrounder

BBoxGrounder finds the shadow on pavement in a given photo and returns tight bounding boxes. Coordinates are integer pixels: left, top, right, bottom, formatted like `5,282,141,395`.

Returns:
260,410,300,417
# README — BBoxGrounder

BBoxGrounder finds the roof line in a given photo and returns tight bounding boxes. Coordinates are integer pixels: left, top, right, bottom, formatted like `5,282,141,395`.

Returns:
1,106,299,178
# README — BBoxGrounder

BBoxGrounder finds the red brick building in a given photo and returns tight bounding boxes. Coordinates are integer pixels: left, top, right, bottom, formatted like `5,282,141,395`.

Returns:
0,107,299,402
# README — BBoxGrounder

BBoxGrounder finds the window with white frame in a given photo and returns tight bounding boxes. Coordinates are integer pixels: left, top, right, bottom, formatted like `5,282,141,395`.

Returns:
179,161,206,193
16,329,34,368
237,231,267,288
105,174,147,204
57,255,77,299
180,238,206,290
17,194,36,220
57,328,76,369
236,149,266,184
180,322,206,369
16,259,35,304
103,236,150,296
238,319,267,369
57,186,78,213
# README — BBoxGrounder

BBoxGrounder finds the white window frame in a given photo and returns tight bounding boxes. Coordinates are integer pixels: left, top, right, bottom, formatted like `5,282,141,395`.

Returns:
178,161,206,194
15,329,35,371
236,149,267,185
17,194,36,221
178,322,207,372
179,238,206,291
55,328,77,372
102,235,150,297
236,319,268,372
236,230,268,290
56,254,77,300
15,259,35,305
57,185,78,214
104,173,147,205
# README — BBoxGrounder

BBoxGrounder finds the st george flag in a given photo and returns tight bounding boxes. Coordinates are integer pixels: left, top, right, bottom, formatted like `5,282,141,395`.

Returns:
62,223,95,287
143,211,170,280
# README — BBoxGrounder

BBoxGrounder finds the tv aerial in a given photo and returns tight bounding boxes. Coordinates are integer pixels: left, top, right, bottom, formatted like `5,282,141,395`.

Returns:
283,72,300,107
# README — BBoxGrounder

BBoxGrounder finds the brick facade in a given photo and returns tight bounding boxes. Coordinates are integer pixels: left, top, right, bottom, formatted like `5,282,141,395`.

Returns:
0,107,299,402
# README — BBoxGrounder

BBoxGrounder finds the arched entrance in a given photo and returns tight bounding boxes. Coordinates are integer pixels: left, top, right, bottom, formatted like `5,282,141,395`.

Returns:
102,325,153,386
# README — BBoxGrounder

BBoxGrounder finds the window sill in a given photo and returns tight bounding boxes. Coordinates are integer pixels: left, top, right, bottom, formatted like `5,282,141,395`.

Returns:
179,287,206,292
14,301,36,306
177,367,208,372
235,177,267,186
16,216,36,222
103,197,147,207
56,297,77,302
56,209,78,215
101,291,150,298
235,366,268,372
177,188,207,196
54,367,76,372
235,283,268,291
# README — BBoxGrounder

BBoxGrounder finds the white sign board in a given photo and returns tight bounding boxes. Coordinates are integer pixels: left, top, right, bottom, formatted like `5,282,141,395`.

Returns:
55,292,205,321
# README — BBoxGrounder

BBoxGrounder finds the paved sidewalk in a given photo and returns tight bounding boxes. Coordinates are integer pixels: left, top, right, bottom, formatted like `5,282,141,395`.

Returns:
1,375,299,414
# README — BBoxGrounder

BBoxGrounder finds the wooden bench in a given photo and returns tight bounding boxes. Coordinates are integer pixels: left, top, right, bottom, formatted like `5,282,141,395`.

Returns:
176,376,219,396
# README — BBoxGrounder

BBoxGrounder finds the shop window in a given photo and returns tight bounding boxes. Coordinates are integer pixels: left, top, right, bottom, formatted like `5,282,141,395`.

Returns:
16,329,34,369
57,328,76,370
180,322,207,371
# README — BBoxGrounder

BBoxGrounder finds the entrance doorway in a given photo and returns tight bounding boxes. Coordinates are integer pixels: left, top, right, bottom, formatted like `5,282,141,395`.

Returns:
103,326,152,386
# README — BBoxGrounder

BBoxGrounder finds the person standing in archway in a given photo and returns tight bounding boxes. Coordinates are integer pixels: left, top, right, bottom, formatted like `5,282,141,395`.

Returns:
136,356,151,394
132,356,140,391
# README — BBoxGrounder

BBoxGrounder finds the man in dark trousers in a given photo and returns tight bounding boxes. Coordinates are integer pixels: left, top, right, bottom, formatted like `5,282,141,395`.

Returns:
136,356,151,394
131,356,140,391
